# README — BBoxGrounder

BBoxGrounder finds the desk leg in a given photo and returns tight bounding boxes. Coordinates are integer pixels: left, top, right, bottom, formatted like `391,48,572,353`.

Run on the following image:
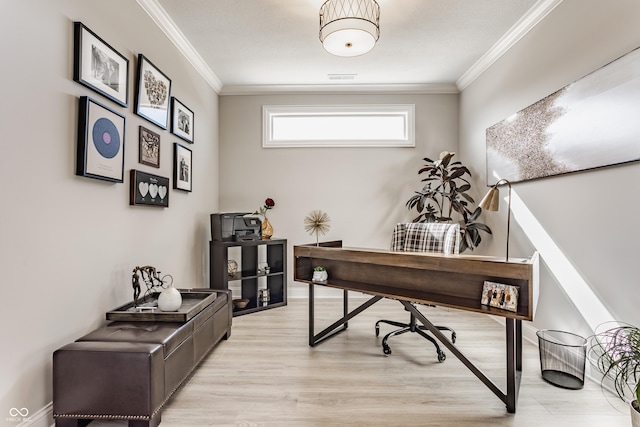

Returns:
506,318,523,413
308,284,382,347
402,301,521,413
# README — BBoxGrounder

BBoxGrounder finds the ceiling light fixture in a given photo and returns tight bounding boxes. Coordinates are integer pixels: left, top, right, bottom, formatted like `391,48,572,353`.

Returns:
319,0,380,57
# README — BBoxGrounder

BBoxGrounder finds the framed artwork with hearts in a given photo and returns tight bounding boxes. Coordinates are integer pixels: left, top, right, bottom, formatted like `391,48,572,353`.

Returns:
134,54,171,130
173,143,192,192
76,96,126,183
130,169,169,207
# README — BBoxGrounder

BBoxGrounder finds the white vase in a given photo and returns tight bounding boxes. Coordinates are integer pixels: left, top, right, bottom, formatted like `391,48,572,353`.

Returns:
158,286,182,311
631,401,640,427
312,270,328,282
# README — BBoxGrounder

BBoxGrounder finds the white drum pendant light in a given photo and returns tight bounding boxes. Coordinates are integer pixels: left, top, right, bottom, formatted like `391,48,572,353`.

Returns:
319,0,380,57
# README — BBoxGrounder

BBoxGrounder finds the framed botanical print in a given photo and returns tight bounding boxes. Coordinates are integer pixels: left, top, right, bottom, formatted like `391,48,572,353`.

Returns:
171,97,194,143
134,54,171,129
139,126,160,168
73,22,129,107
76,96,126,182
173,143,192,192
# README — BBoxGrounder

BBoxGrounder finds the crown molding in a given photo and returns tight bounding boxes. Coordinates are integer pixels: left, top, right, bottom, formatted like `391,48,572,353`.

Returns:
136,0,223,93
456,0,563,91
219,82,459,96
139,0,561,95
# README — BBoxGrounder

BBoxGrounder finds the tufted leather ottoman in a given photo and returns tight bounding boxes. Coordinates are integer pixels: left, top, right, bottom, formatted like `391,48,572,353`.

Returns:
53,289,232,427
53,341,165,427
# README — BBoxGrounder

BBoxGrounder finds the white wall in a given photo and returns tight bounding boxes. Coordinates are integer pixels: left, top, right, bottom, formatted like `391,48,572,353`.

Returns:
0,0,219,422
219,94,460,296
459,0,640,338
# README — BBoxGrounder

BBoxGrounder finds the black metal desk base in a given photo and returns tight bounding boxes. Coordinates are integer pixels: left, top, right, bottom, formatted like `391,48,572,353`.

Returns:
307,284,523,413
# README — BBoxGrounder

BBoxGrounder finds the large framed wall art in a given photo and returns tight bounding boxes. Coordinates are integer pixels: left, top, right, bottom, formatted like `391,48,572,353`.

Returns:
486,46,640,185
76,96,126,182
135,54,172,129
73,22,129,107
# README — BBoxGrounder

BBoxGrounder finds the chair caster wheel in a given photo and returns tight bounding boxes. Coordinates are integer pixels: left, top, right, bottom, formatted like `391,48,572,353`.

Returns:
437,351,446,362
383,345,392,355
451,332,457,343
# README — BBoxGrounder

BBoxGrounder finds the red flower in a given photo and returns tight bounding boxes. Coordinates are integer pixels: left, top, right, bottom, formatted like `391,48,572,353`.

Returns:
255,198,275,217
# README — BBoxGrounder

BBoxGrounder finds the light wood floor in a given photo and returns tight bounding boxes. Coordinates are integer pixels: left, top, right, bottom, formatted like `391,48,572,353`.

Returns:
94,297,631,426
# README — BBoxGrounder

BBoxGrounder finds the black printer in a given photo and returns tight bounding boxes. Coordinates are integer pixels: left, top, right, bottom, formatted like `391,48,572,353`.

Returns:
211,212,262,241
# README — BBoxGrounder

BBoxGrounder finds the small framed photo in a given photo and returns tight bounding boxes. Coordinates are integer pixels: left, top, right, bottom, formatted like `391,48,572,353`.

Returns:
139,126,160,168
134,54,171,129
130,170,169,207
76,96,126,182
171,97,194,143
481,281,519,313
73,22,129,107
173,143,192,192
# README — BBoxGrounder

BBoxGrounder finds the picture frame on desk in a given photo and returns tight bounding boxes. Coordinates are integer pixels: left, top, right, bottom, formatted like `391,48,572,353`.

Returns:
481,281,519,313
76,96,125,183
73,22,129,107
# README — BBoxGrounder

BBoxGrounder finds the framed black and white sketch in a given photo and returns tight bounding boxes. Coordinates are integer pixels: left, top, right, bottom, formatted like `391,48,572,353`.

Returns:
134,54,171,129
76,96,125,182
171,97,194,143
173,143,192,192
73,22,129,107
130,170,169,207
139,126,160,168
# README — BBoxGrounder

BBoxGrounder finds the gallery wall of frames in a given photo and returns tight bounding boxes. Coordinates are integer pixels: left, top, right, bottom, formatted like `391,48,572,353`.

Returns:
73,21,195,207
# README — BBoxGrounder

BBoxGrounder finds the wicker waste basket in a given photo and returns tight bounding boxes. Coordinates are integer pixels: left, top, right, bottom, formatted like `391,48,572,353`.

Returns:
536,329,586,390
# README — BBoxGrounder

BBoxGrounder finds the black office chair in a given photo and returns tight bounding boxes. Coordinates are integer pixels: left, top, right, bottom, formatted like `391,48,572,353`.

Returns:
375,222,459,362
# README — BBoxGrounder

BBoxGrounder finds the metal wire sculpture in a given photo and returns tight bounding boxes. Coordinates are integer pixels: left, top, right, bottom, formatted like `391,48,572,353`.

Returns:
131,265,173,307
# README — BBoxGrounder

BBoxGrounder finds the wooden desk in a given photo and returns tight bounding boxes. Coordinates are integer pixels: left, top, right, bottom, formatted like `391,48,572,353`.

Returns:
293,241,539,413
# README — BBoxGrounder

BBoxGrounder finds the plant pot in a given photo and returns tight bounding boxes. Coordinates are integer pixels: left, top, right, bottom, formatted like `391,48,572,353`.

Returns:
631,400,640,427
312,270,328,282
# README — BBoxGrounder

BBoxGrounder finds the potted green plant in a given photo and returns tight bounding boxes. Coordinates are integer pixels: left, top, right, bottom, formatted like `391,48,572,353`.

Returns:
405,151,491,252
312,266,328,282
588,322,640,426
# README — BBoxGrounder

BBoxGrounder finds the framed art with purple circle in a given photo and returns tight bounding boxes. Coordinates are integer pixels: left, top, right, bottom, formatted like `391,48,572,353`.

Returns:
76,96,126,182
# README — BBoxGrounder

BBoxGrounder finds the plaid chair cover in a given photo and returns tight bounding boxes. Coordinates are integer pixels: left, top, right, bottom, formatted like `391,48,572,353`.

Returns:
391,222,460,255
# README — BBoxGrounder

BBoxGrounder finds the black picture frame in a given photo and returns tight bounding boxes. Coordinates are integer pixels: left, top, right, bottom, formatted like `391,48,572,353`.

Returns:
130,170,169,207
73,22,129,107
171,97,194,143
134,54,172,129
139,126,160,168
76,96,126,183
173,143,192,192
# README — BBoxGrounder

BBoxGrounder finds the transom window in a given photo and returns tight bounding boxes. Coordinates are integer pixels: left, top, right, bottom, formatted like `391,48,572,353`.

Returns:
262,104,415,148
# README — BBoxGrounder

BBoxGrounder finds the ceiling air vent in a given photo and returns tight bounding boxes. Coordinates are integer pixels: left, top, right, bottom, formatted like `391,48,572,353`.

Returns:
328,74,357,81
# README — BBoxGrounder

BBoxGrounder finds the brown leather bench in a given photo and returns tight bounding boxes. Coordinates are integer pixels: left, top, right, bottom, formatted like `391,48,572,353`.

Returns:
53,289,231,427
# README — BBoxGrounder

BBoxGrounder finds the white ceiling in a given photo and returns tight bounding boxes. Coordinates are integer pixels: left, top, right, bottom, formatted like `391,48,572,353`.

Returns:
139,0,562,95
